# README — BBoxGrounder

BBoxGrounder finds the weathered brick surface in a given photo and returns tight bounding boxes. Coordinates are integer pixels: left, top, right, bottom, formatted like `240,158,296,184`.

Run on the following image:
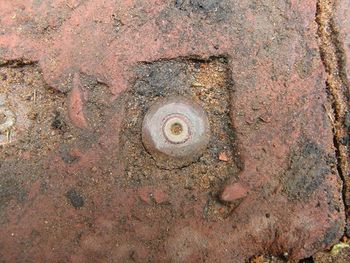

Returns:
0,0,347,262
335,0,350,82
334,0,350,236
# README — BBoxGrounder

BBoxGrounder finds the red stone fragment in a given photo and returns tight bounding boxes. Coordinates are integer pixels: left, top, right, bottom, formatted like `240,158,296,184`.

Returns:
153,190,168,205
138,187,152,205
218,152,229,162
221,183,249,202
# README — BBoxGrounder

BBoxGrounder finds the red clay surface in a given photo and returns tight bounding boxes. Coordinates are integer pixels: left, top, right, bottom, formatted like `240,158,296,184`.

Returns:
0,0,348,262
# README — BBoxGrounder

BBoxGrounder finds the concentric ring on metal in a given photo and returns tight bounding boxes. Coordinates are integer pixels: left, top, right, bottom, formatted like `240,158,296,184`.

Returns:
142,96,210,168
162,114,191,144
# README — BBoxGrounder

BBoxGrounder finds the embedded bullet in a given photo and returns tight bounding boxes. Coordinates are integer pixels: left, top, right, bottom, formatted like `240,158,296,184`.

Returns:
142,96,210,168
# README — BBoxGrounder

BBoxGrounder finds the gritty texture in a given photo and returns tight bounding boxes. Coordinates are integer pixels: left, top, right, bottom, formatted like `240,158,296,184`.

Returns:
317,0,350,237
333,0,350,238
0,0,348,262
281,138,334,201
313,245,350,263
121,58,240,221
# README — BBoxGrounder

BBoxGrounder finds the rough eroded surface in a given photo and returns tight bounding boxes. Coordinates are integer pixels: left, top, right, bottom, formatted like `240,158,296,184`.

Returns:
0,0,348,262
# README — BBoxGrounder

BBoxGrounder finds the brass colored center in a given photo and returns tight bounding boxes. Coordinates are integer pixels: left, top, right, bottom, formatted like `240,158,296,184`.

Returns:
171,122,183,135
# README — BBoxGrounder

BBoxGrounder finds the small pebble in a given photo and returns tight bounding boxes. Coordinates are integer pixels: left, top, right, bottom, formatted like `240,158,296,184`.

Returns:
219,152,229,162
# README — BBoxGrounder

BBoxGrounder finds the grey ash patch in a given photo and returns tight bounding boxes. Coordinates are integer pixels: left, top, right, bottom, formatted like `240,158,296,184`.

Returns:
281,138,334,201
174,0,231,21
66,189,84,209
133,60,189,98
175,0,221,12
323,220,343,247
0,178,27,212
